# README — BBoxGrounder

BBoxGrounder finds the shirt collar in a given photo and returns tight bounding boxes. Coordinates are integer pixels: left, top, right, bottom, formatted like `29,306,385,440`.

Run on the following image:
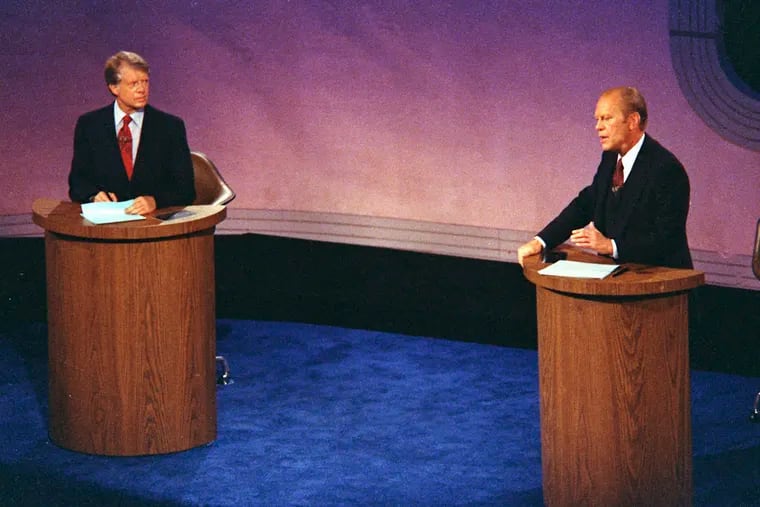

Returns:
113,101,145,128
619,132,646,172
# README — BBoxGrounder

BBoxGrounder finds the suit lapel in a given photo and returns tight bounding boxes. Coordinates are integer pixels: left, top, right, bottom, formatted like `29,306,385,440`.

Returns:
132,105,151,178
100,106,121,158
607,136,652,237
594,152,617,232
99,106,132,185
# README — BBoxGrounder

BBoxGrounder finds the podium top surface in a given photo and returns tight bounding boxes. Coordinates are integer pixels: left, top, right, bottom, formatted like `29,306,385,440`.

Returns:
522,246,704,297
32,198,226,241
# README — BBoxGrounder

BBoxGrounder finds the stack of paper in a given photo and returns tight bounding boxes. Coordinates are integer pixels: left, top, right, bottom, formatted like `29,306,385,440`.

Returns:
80,200,146,225
538,260,620,279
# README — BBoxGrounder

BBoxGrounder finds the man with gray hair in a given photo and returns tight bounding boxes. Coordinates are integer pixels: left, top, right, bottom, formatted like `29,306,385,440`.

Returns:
517,86,692,269
68,51,195,214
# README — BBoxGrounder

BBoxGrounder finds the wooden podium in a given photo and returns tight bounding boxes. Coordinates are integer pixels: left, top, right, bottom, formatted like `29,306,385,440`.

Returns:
32,198,226,456
522,247,704,507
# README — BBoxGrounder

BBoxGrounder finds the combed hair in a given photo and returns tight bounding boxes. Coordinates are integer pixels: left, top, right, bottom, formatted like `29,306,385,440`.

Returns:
104,51,150,86
605,86,648,129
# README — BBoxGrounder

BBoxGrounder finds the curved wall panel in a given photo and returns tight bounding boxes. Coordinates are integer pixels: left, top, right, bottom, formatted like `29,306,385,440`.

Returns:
669,0,760,150
1,1,759,279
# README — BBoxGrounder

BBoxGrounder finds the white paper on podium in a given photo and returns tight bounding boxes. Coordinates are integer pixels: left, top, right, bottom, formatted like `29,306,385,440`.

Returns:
81,199,146,224
538,260,620,279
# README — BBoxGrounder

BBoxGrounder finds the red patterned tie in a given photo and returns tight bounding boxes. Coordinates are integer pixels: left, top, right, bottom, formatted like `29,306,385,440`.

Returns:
118,116,133,179
612,157,624,192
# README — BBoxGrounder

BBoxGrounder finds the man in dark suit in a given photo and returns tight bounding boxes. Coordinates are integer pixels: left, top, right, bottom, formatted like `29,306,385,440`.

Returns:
68,51,195,215
517,86,693,269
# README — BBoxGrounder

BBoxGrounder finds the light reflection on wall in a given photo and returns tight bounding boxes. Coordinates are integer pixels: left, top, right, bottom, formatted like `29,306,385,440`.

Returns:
1,1,758,256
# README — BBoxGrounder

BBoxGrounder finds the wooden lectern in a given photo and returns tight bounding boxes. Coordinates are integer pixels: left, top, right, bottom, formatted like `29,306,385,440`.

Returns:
32,198,226,456
522,246,704,507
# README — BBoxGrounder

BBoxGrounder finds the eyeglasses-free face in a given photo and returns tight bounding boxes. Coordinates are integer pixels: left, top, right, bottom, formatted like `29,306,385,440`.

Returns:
109,65,150,114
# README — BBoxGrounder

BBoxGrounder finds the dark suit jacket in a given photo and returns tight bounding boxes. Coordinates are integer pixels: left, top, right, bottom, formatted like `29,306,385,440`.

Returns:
68,104,195,208
538,135,693,268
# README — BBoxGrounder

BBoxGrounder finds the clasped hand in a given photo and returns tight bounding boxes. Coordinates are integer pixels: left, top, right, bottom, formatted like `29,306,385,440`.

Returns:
569,221,613,255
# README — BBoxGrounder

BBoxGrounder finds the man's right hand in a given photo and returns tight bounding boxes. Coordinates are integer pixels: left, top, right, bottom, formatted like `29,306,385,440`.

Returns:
92,191,118,202
517,238,543,267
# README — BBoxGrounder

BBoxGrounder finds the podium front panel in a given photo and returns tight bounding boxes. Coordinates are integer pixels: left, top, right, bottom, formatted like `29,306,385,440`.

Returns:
537,287,691,507
523,247,702,507
34,199,224,456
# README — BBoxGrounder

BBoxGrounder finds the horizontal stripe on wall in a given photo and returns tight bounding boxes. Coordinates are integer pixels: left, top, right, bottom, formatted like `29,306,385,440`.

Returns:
5,208,758,291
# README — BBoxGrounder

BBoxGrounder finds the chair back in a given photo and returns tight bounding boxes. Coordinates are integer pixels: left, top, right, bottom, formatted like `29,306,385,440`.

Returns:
191,151,235,206
754,218,760,280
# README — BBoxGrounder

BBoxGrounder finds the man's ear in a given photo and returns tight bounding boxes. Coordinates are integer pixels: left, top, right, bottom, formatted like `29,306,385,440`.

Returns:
107,83,118,97
628,112,641,130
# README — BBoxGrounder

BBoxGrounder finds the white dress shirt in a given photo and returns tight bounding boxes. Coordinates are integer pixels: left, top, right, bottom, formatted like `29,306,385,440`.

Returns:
113,101,144,162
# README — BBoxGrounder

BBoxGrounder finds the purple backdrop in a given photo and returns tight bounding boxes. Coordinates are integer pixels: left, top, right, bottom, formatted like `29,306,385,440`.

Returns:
1,1,758,257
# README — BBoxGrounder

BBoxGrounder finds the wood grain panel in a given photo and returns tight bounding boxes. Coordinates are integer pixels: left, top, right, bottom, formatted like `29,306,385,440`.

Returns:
522,245,704,296
525,246,701,506
32,198,226,241
38,200,224,455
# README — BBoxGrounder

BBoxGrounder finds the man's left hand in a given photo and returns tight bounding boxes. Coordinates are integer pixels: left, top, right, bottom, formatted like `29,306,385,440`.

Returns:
570,221,613,255
125,196,157,215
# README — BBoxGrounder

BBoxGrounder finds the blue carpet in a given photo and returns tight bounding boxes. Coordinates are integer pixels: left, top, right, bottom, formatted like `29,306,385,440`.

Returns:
0,320,758,506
